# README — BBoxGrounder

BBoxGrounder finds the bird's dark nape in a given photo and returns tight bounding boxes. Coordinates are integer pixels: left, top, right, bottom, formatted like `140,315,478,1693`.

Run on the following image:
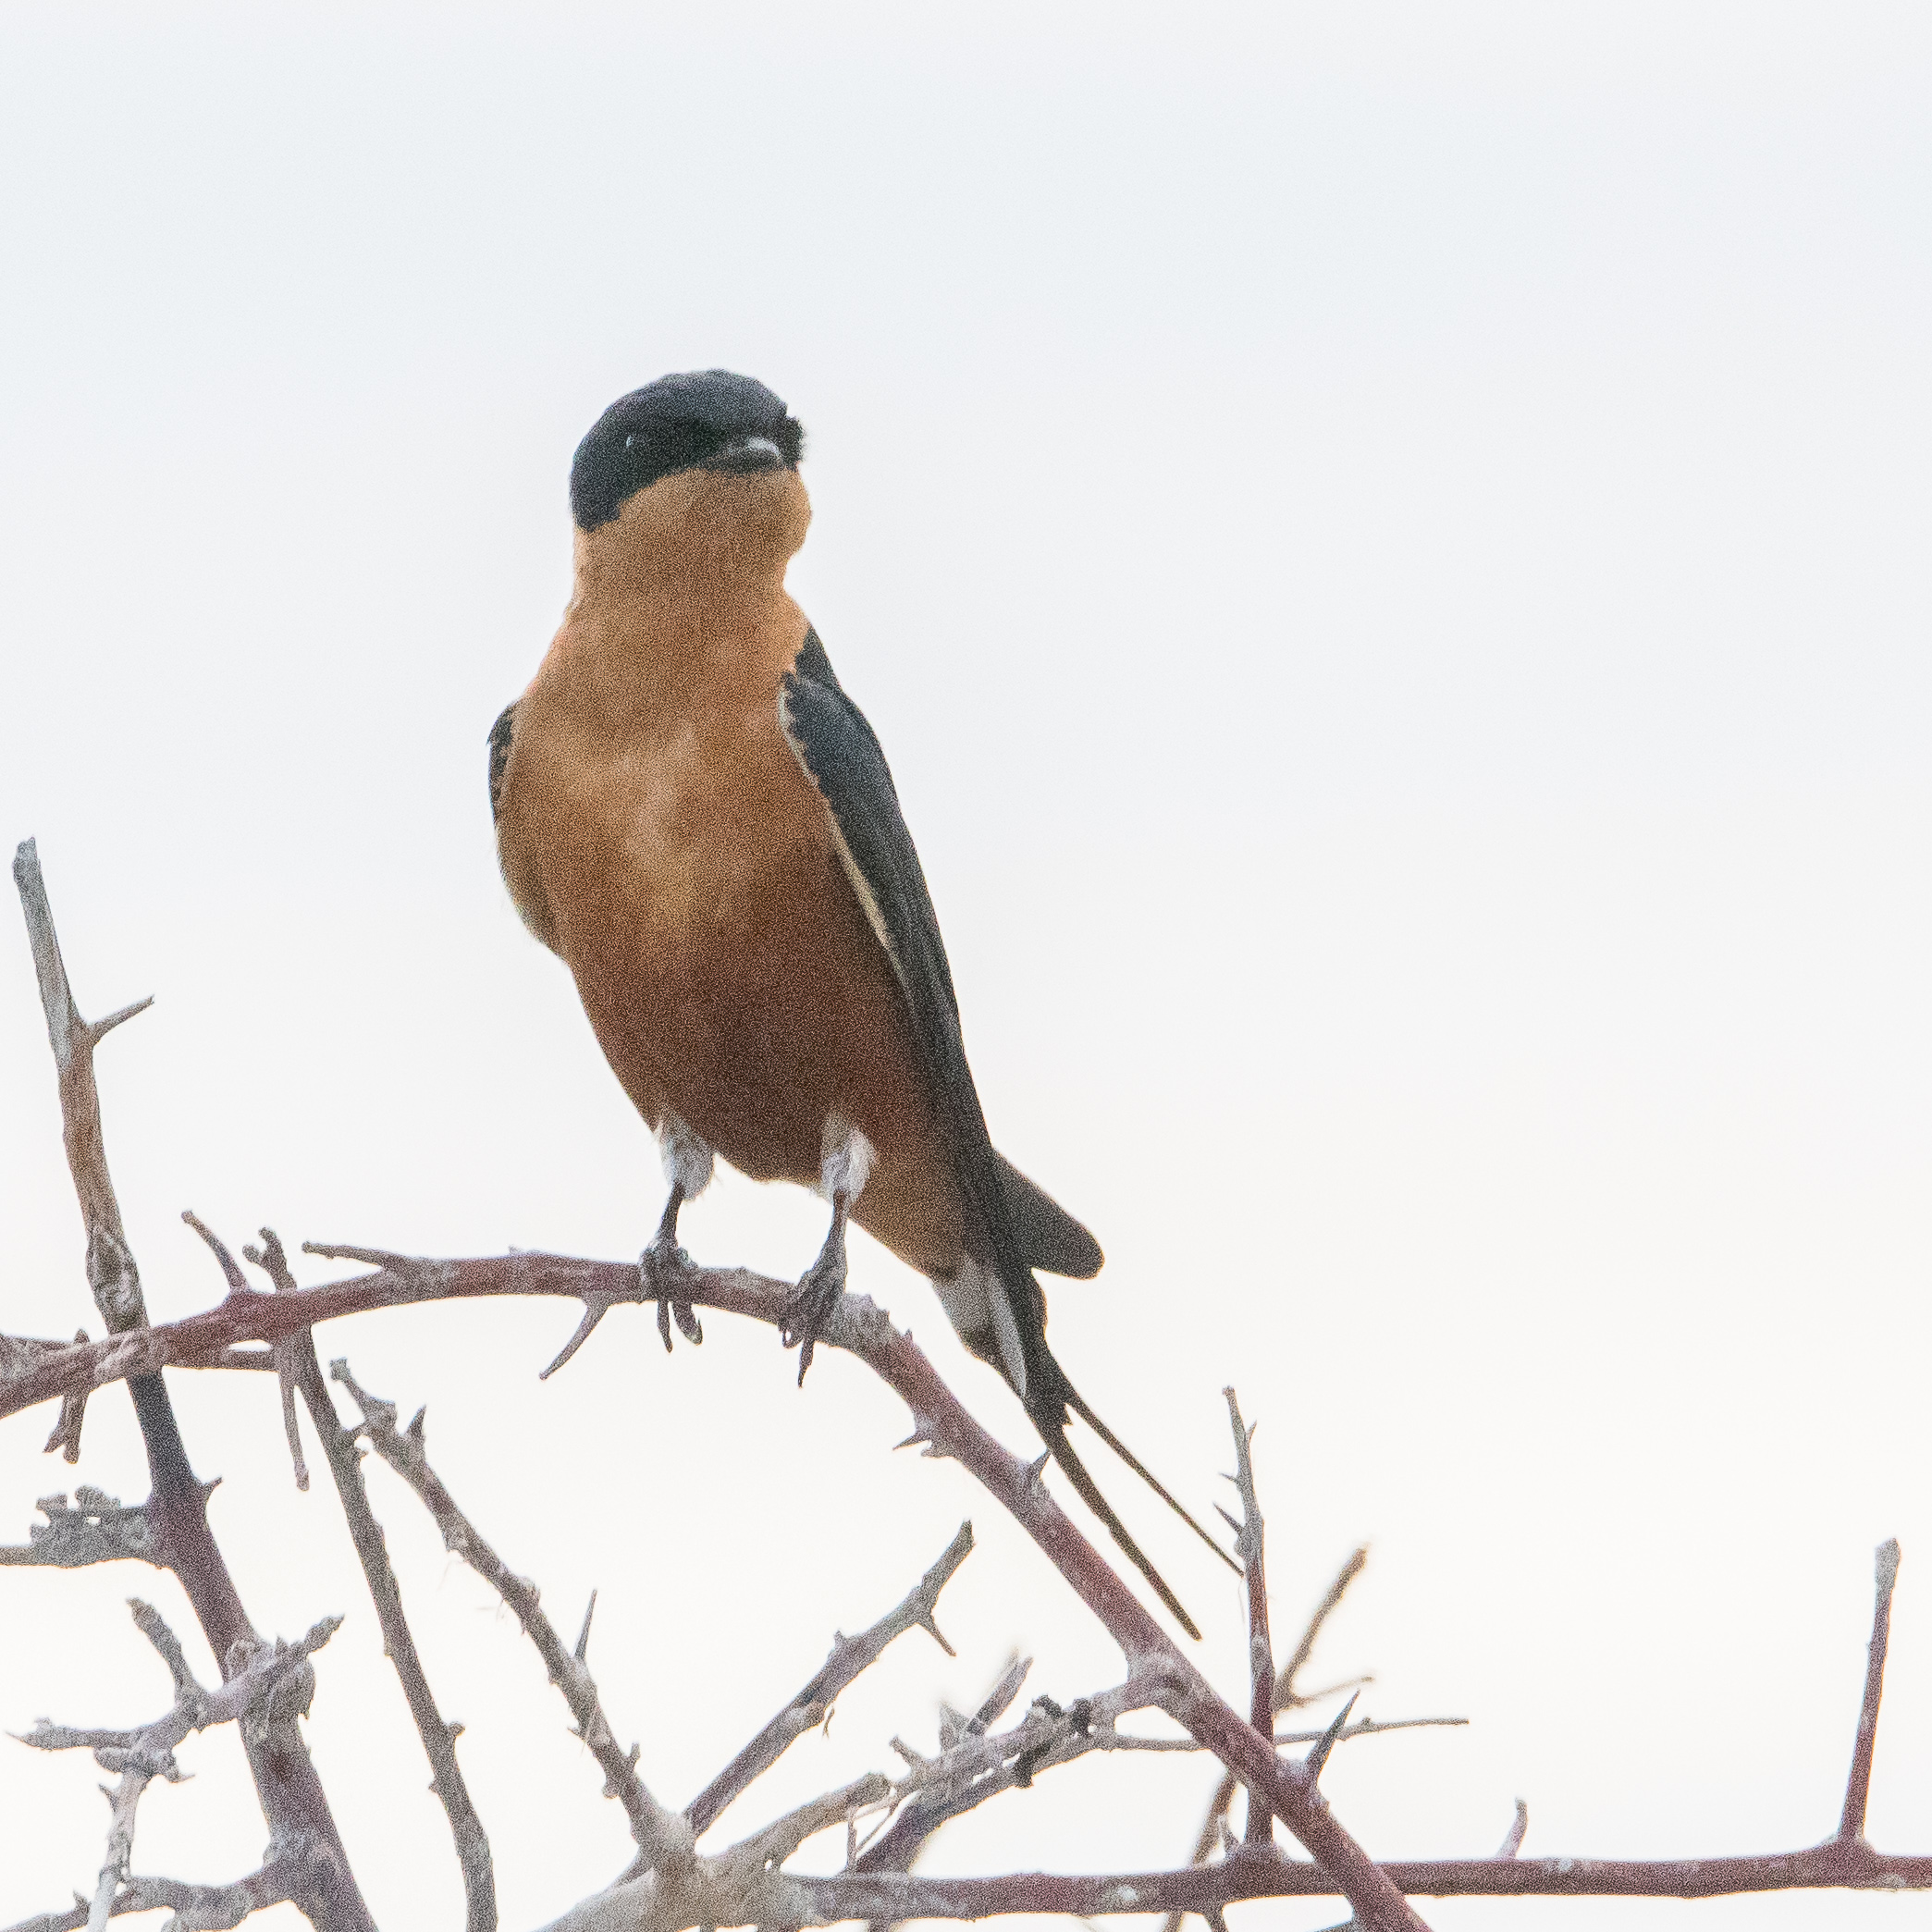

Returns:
1027,1363,1239,1641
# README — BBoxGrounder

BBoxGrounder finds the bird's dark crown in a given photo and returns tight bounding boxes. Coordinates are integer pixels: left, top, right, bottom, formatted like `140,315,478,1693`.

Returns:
570,370,805,531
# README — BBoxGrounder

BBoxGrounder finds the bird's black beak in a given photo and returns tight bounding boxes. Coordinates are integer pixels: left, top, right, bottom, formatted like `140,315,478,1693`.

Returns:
706,435,789,475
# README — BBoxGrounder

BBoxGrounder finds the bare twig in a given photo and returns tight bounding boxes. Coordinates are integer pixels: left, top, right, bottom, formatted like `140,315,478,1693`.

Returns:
533,1833,1932,1932
737,1278,1424,1927
180,1211,323,1490
0,1489,159,1569
328,1359,690,1877
532,1644,1932,1932
1497,1799,1529,1859
734,1770,894,1872
42,1331,91,1462
211,1224,497,1932
687,1520,974,1837
786,1837,1932,1918
1219,1389,1274,1845
970,1654,1033,1730
0,1333,85,1384
2,1857,301,1932
235,1224,329,1492
855,1679,1453,1901
1840,1538,1901,1842
11,842,374,1932
84,1746,155,1932
19,1599,337,1932
858,1680,1136,1877
852,1655,1035,1913
542,1679,1156,1932
13,1239,1925,1918
1275,1544,1372,1711
12,840,151,1335
1304,1689,1360,1785
1089,1716,1465,1754
1165,1543,1372,1932
0,1326,93,1460
3,1251,1422,1929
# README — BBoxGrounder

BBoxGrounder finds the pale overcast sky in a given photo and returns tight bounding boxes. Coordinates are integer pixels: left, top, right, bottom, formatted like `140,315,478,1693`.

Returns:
3,5,1931,1928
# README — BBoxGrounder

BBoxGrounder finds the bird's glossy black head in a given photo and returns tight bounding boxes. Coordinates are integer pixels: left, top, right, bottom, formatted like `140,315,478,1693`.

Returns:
570,370,805,531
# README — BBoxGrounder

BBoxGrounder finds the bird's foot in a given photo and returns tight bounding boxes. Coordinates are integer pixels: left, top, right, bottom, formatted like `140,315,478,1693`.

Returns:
641,1232,702,1352
780,1242,847,1385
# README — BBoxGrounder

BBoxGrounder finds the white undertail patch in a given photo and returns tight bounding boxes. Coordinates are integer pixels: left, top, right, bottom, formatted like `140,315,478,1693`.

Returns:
933,1258,990,1335
989,1280,1029,1398
933,1257,1028,1397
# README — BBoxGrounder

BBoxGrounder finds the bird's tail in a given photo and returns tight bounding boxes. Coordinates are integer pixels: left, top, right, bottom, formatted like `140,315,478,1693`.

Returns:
1029,1364,1239,1642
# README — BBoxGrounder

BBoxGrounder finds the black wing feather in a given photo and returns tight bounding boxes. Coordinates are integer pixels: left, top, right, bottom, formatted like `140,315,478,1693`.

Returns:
788,637,1102,1278
778,629,1233,1632
780,632,1036,1343
997,1152,1105,1280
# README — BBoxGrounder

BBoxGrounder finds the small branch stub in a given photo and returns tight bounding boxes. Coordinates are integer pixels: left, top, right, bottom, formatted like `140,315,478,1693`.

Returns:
1222,1388,1275,1846
1497,1800,1530,1860
1840,1538,1902,1844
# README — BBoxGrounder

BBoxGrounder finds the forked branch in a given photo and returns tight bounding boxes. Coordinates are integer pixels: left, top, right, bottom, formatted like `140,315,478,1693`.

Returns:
686,1520,975,1837
7,845,1931,1928
328,1360,688,1877
9,842,372,1931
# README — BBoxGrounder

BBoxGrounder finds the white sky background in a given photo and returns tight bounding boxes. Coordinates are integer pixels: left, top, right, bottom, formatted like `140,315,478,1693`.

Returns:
1,3,1928,1926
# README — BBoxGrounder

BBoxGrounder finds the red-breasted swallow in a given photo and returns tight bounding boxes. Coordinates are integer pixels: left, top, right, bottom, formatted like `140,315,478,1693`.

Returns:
491,370,1232,1632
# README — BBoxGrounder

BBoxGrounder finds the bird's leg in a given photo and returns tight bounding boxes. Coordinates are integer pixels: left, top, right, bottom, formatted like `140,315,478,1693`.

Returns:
781,1114,875,1385
645,1114,713,1351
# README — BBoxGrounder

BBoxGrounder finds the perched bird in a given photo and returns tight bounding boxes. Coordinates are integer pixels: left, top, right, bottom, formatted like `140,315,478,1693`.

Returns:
490,369,1232,1633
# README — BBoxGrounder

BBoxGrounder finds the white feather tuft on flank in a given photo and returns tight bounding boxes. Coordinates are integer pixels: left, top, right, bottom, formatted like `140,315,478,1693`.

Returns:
818,1112,876,1202
656,1113,715,1198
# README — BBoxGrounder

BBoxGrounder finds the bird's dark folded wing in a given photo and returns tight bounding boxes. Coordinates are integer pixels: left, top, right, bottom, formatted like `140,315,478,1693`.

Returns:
997,1152,1104,1279
487,702,518,822
777,630,1032,1355
779,628,1233,1632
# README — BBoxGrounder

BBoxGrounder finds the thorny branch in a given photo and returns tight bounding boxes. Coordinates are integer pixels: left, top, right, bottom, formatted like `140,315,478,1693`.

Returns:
850,1648,1037,1892
397,1256,1428,1928
326,1359,690,1877
8,843,373,1930
11,1238,1932,1918
538,1527,1926,1928
0,1489,159,1570
8,849,1932,1927
2,1247,1426,1927
1217,1388,1274,1846
0,1333,90,1464
1840,1538,1901,1842
1164,1538,1372,1932
4,1858,302,1932
15,1597,337,1932
686,1520,974,1838
211,1220,498,1932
